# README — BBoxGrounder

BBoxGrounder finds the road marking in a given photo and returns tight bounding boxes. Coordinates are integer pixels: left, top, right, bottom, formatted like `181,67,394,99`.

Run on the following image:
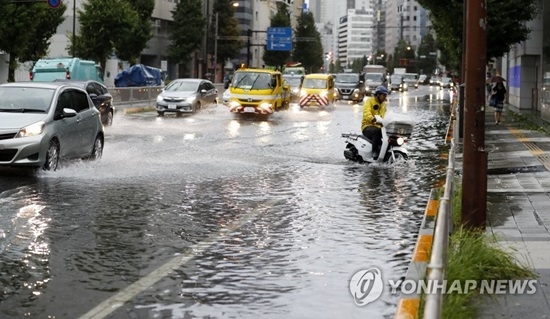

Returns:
508,127,550,171
78,206,269,319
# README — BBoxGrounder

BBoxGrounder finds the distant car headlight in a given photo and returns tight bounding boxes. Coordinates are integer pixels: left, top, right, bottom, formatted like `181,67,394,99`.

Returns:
292,88,299,94
186,96,196,102
156,95,163,102
16,121,45,138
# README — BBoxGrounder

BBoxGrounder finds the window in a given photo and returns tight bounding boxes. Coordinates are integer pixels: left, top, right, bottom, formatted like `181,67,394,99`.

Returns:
71,90,90,113
56,91,72,116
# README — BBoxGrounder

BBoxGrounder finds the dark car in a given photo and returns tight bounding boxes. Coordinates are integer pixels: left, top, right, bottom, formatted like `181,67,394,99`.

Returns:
54,79,114,126
334,73,365,103
389,75,406,92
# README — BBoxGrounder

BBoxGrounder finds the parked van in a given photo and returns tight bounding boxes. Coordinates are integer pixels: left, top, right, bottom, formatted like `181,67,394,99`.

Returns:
299,73,336,108
30,57,104,83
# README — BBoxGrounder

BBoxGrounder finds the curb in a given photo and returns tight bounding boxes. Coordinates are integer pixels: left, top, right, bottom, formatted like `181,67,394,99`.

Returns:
394,188,439,319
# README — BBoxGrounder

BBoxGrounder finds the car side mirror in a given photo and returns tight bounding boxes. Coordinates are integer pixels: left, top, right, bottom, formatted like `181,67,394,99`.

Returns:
55,108,77,120
89,93,98,100
201,89,207,94
270,78,277,88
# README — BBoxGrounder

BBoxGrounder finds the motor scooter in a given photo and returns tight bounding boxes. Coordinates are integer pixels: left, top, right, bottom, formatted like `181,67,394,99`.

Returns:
342,115,414,164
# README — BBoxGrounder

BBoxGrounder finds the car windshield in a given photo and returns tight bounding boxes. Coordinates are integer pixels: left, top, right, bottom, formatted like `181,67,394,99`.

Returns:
284,77,302,88
402,74,418,80
0,87,54,112
365,73,383,81
302,78,327,89
165,81,199,92
336,74,359,83
390,76,402,83
232,72,272,90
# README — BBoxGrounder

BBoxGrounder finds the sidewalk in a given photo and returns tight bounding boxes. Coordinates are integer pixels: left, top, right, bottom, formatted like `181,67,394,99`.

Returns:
477,110,550,317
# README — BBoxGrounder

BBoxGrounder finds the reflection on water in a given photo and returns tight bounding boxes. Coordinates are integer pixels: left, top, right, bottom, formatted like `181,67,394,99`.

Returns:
0,101,449,319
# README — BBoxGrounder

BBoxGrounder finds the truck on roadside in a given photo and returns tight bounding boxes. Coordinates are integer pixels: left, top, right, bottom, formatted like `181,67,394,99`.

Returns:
227,67,290,116
30,57,103,83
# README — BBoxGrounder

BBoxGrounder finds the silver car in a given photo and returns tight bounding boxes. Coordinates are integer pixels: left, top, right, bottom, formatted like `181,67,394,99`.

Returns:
0,82,104,171
156,78,218,116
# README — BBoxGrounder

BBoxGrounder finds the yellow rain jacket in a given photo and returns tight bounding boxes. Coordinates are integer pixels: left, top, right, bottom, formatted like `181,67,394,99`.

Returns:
361,96,387,131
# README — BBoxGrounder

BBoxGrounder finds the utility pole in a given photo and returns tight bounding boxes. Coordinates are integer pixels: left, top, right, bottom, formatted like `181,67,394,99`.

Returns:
214,12,218,83
72,0,76,57
247,29,252,67
461,0,487,229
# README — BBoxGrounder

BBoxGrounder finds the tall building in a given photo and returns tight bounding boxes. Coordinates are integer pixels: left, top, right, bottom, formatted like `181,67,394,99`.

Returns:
372,0,387,54
337,8,374,69
384,0,428,56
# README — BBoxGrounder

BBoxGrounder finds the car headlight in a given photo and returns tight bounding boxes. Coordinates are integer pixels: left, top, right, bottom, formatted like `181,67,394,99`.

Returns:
156,95,163,102
259,102,272,110
292,88,299,94
186,96,196,102
16,121,45,138
300,89,307,96
319,91,328,98
229,101,241,108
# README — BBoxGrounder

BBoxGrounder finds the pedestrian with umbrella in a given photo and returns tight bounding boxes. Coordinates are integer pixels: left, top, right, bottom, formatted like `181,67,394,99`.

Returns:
489,76,506,124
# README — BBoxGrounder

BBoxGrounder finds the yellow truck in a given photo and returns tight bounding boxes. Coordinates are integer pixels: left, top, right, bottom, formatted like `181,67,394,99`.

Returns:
227,68,290,115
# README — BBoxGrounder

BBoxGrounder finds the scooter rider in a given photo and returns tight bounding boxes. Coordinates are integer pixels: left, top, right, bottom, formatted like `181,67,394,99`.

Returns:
361,86,388,159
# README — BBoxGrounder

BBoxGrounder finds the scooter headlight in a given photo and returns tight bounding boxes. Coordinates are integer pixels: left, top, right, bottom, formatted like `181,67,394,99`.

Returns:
397,137,405,146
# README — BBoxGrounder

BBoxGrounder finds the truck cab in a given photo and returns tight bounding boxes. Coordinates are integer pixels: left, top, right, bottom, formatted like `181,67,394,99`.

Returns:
30,57,104,83
227,68,290,115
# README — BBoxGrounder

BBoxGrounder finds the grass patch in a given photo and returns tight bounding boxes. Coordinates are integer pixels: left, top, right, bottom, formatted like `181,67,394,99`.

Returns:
436,178,536,319
442,228,536,319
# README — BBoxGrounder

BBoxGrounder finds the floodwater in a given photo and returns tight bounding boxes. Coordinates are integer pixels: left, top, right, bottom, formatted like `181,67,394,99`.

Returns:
0,88,451,319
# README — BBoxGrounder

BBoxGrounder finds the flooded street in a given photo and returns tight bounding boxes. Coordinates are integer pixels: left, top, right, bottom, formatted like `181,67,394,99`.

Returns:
0,87,451,319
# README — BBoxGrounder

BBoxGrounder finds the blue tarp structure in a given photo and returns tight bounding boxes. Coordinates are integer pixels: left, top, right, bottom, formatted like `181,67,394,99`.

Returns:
114,64,162,87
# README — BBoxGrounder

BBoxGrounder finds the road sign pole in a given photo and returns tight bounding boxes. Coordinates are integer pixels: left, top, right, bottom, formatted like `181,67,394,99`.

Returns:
247,29,252,67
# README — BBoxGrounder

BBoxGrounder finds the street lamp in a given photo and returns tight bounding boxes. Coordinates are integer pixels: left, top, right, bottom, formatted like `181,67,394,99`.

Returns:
214,12,218,83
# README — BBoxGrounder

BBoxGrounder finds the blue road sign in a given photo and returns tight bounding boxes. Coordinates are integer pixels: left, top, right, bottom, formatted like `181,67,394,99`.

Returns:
48,0,61,8
267,27,292,52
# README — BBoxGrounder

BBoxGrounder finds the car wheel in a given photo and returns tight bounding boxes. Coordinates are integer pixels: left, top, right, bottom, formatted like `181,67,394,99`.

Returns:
105,110,114,126
89,135,103,160
157,112,164,117
43,139,59,171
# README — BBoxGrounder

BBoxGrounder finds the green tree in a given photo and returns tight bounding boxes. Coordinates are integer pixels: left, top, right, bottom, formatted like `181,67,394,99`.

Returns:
70,0,138,72
169,0,205,74
417,0,539,73
416,33,437,75
0,1,66,82
262,2,291,69
208,0,242,67
114,0,155,65
294,11,323,73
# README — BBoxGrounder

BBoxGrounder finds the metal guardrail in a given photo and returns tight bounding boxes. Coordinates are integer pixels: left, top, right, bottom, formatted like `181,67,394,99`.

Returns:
423,98,458,318
107,84,226,109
